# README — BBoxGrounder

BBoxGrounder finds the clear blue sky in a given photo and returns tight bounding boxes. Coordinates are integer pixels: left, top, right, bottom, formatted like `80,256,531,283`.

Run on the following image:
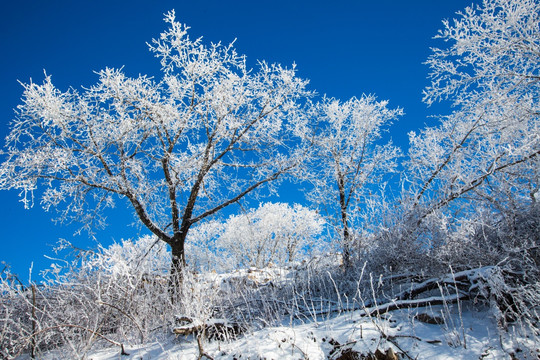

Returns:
0,0,479,280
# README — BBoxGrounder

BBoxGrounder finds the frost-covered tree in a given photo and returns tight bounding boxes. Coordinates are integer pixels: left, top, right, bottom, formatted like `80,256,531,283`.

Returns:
307,96,402,268
392,0,540,340
372,0,540,276
0,11,310,284
215,202,325,269
408,0,539,221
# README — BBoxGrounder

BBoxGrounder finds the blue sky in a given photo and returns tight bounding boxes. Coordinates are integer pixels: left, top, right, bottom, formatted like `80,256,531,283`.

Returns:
0,0,479,280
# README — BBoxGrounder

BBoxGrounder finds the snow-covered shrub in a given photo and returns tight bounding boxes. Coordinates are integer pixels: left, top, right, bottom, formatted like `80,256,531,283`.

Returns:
0,237,176,358
185,219,227,272
456,205,540,341
220,203,325,269
187,202,326,271
0,233,341,358
0,268,33,359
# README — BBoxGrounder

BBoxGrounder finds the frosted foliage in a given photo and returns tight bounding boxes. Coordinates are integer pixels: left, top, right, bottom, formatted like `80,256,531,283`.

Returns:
187,202,325,270
0,10,311,268
424,0,540,109
365,0,540,276
40,236,171,285
92,236,171,278
407,0,539,215
184,219,226,271
307,96,402,264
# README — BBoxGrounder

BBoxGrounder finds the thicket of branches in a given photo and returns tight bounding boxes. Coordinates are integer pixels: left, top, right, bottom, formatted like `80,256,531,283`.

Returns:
186,202,326,271
1,0,539,358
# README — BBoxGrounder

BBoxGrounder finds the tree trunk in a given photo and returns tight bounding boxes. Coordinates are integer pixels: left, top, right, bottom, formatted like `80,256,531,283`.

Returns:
338,175,352,269
168,233,187,300
341,222,352,269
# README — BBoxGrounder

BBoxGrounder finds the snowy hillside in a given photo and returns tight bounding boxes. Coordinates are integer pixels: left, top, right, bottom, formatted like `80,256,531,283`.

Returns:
83,304,530,360
8,256,537,360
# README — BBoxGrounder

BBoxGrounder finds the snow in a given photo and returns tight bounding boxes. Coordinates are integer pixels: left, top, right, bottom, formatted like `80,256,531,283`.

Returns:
9,254,535,360
39,303,525,360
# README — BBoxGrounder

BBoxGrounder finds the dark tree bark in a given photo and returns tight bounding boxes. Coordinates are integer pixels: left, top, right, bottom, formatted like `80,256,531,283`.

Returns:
338,173,352,269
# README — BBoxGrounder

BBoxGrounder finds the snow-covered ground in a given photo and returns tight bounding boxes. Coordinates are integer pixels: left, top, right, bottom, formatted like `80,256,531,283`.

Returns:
11,257,537,360
7,254,537,359
61,302,530,360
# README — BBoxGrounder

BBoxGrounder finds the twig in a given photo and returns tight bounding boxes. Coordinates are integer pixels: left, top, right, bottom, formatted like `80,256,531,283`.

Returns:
197,327,214,360
30,284,37,359
450,265,467,349
15,323,126,358
96,300,145,343
384,335,414,360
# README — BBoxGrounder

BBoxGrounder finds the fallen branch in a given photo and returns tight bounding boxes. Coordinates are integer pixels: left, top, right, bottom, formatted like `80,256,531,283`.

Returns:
394,267,491,301
359,293,469,317
173,318,242,340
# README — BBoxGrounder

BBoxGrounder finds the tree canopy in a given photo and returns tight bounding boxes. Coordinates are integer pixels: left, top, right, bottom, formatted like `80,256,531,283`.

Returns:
0,11,311,277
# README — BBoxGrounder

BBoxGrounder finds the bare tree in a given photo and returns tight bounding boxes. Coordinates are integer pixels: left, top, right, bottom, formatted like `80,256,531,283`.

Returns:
0,11,311,286
307,96,402,268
